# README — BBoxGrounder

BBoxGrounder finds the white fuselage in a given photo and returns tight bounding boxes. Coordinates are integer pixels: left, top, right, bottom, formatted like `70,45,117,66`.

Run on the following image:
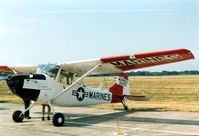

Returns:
23,74,112,107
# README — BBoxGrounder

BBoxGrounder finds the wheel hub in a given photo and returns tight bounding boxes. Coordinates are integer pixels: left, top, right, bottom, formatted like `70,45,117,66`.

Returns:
58,117,63,123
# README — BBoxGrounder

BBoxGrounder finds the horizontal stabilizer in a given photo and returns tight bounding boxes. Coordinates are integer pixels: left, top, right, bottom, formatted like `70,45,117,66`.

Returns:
125,94,149,101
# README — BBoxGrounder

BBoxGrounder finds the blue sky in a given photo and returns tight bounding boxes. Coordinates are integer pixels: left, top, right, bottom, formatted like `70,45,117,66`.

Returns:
0,0,198,71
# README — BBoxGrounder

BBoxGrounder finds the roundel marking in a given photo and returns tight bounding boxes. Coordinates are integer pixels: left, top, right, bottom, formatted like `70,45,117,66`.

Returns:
76,87,85,101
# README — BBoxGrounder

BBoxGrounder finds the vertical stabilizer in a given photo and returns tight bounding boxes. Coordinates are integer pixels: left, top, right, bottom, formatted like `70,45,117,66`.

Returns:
109,72,130,103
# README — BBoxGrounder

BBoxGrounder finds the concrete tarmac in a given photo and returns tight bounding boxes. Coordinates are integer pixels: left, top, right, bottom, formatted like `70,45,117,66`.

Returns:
1,103,199,136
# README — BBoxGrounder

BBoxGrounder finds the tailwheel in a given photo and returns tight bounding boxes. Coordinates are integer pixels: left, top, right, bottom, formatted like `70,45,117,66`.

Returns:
53,113,65,127
121,100,129,111
12,110,24,122
123,105,129,111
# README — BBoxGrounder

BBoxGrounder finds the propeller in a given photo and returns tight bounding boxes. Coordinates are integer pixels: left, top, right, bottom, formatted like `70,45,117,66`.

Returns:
0,74,10,80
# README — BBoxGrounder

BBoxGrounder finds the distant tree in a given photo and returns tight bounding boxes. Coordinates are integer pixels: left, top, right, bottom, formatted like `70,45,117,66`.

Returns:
90,70,199,77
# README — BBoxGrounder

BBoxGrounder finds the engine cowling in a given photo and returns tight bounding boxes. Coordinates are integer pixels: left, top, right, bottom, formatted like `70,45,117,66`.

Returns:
6,74,46,101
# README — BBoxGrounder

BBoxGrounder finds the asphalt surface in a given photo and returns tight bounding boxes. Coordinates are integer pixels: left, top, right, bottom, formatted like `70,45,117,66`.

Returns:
1,103,199,136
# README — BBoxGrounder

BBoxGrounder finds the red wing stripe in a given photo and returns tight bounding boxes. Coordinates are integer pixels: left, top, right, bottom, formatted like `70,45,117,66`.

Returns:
101,55,131,63
100,49,194,71
0,66,15,74
134,48,194,58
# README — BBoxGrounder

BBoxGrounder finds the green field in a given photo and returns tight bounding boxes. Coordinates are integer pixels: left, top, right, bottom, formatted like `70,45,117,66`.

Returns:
1,75,199,111
0,81,23,104
85,76,199,111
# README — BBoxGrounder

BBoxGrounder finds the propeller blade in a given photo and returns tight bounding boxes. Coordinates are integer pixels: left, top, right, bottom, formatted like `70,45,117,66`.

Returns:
0,74,9,80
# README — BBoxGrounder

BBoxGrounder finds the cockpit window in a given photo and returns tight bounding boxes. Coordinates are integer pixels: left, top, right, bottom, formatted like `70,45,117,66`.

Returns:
37,64,75,85
59,70,74,85
37,64,59,78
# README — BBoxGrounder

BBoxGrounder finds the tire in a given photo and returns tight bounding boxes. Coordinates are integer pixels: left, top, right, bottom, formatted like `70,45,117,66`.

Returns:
124,105,129,111
12,110,24,122
53,113,65,127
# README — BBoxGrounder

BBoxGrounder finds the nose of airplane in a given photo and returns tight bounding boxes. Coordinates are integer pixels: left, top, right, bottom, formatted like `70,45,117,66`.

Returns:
6,74,41,101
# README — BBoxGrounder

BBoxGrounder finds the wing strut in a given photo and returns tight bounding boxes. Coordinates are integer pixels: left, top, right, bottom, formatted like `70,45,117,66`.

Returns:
50,63,101,101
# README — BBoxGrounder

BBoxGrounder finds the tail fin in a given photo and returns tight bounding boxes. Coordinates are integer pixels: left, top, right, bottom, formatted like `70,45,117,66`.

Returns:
109,72,149,103
109,72,130,103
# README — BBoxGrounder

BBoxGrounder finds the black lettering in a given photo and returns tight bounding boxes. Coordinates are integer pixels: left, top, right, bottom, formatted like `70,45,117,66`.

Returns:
89,91,94,99
139,58,149,63
130,59,147,64
93,92,96,99
107,94,111,101
154,56,168,61
104,94,107,100
167,54,182,60
111,61,125,66
96,92,99,99
123,60,133,66
89,91,111,101
100,93,104,100
142,57,159,63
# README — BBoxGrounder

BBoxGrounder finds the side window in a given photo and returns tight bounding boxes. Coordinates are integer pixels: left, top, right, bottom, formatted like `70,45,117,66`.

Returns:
59,70,74,85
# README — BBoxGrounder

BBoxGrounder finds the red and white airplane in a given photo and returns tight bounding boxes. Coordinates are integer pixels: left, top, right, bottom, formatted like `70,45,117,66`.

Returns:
0,49,195,126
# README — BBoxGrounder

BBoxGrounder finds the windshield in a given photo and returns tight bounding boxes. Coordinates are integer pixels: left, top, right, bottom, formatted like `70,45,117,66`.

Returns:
37,64,74,85
37,64,59,78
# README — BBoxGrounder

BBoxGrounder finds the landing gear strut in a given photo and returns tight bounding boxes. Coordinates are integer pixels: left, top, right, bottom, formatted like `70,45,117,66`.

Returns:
48,101,65,127
121,100,129,111
12,101,35,123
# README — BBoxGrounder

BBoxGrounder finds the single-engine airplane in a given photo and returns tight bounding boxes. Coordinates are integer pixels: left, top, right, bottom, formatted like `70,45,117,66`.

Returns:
0,48,195,126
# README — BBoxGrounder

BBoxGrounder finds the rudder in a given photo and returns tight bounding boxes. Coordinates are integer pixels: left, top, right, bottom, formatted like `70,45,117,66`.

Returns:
109,72,130,103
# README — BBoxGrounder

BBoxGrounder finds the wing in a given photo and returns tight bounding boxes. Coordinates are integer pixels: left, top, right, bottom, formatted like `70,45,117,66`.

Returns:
10,65,37,74
0,65,37,79
101,48,194,71
59,48,194,75
0,66,16,74
1,49,194,75
0,65,16,80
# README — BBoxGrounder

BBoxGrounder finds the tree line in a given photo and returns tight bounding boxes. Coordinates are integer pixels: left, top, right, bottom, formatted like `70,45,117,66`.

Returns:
90,70,199,77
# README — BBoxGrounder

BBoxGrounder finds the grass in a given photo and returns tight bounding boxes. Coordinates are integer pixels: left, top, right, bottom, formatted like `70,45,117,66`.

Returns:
85,75,199,112
0,81,23,104
1,75,199,111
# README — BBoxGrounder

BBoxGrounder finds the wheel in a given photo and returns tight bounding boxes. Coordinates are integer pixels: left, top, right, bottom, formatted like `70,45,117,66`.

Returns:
124,105,129,111
53,113,65,127
12,110,24,122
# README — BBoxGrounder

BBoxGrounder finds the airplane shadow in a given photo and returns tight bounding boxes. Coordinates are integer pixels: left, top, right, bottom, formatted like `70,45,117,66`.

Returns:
0,101,11,110
62,109,199,127
0,108,9,110
0,100,11,103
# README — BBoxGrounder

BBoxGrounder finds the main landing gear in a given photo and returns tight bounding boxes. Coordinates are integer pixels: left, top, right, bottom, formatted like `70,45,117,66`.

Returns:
48,102,65,127
53,113,65,127
12,110,66,127
12,101,66,127
12,102,36,123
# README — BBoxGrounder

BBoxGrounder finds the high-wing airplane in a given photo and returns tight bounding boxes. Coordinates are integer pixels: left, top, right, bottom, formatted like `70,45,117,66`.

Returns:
0,49,195,127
